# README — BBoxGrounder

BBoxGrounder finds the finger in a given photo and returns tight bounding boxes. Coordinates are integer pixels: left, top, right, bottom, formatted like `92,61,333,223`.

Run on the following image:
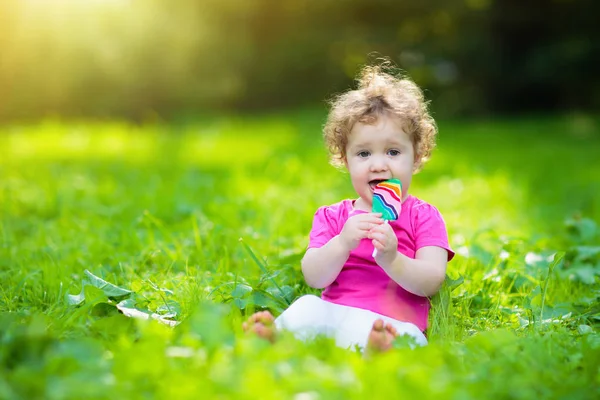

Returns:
368,230,385,242
371,225,392,237
362,218,384,227
359,213,384,221
372,239,384,250
360,221,380,231
356,231,370,240
369,224,387,235
349,229,369,240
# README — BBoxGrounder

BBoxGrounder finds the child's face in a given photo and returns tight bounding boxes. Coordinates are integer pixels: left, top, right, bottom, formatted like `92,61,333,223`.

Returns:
344,114,416,211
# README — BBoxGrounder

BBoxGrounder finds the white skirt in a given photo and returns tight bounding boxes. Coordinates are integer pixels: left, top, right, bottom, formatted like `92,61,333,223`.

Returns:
274,294,428,350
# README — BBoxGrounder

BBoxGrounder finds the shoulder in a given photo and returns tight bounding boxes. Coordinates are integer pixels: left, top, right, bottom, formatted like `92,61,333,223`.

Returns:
310,199,353,238
405,195,443,218
314,199,353,221
403,195,448,232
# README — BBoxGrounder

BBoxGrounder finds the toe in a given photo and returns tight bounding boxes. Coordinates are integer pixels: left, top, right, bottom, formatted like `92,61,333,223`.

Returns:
254,324,275,342
258,311,274,325
372,319,385,332
248,313,260,324
386,323,398,337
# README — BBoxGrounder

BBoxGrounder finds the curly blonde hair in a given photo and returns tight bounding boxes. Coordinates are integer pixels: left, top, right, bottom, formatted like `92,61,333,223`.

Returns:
323,64,437,171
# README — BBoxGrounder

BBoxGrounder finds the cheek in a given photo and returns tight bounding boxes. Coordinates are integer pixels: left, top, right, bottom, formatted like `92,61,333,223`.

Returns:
348,162,365,175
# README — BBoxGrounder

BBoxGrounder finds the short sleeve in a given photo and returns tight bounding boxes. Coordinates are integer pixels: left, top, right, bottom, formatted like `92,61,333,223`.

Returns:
413,204,455,261
308,206,340,249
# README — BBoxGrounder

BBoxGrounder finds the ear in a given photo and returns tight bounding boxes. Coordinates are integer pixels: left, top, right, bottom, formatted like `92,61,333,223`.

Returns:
342,155,348,169
413,154,422,172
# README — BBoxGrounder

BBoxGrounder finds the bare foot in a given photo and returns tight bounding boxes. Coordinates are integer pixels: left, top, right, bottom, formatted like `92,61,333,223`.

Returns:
242,311,276,343
366,319,398,355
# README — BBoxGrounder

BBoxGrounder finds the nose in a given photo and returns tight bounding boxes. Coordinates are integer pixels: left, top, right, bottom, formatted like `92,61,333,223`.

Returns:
369,154,388,172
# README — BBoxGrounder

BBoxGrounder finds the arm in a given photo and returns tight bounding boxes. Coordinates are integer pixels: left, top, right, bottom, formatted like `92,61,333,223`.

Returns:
302,212,384,289
379,246,447,297
369,221,448,297
301,236,350,289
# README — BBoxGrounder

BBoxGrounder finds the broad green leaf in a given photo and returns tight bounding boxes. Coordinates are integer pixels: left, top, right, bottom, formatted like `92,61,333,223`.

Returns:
573,246,600,262
231,284,253,299
266,285,295,304
90,302,119,317
540,305,572,319
116,298,139,309
566,217,597,243
156,300,181,317
446,274,464,291
65,271,133,307
573,265,598,285
116,300,178,327
233,297,248,310
249,290,282,310
66,284,86,306
258,269,284,284
84,269,132,299
83,285,108,306
116,300,151,319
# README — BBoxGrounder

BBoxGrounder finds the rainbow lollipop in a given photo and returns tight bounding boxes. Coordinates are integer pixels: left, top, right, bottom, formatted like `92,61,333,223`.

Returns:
372,178,402,257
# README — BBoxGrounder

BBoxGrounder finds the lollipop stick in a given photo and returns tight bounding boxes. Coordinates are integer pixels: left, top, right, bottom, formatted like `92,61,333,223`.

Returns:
372,220,388,258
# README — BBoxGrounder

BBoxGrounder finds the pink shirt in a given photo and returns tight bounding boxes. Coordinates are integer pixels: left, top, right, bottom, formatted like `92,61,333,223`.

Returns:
308,195,454,331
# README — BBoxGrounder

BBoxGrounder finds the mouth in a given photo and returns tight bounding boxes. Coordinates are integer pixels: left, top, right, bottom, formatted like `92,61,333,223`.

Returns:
369,179,387,191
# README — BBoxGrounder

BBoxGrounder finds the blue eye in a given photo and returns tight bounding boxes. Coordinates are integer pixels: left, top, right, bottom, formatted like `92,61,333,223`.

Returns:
357,151,370,158
388,149,401,156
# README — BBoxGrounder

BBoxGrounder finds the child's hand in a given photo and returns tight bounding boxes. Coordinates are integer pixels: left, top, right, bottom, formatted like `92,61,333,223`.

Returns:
369,222,398,268
339,213,383,252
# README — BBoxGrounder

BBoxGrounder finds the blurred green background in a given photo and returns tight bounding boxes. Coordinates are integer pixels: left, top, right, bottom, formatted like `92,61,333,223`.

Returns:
1,0,597,121
1,3,599,398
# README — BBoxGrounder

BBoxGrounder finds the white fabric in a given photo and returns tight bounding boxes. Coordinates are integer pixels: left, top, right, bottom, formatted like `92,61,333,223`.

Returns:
274,294,427,350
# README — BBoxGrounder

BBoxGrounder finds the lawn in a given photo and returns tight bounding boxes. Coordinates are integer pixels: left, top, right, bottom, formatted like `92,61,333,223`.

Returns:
0,111,599,399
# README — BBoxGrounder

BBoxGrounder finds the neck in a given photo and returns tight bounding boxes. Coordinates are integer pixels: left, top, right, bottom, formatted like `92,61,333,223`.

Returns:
353,197,370,212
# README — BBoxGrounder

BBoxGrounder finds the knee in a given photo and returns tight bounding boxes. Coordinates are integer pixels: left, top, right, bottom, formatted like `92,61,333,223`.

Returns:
276,294,324,328
289,294,322,310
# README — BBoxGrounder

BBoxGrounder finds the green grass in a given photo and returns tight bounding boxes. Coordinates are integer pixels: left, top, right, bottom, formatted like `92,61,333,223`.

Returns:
1,111,599,399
